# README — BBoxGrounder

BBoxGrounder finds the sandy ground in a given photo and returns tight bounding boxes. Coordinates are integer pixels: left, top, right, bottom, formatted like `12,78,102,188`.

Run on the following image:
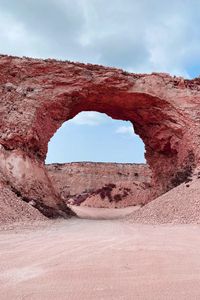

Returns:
68,204,140,219
1,217,200,300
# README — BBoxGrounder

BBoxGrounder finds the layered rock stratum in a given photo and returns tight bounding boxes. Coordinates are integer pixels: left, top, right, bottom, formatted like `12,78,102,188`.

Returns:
0,54,200,219
46,162,152,208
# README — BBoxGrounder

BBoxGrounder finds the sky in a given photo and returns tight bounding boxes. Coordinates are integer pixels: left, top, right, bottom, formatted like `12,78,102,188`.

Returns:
0,0,199,163
46,113,145,164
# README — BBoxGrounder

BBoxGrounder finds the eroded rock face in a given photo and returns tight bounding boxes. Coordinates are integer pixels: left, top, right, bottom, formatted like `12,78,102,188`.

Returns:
0,145,72,218
0,54,200,216
46,162,152,208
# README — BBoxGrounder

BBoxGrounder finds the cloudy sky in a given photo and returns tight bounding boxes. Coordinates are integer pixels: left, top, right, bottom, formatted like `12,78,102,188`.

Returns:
1,0,199,163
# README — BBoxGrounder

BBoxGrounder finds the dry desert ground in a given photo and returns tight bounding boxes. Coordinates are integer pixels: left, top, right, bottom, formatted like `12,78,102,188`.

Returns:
1,209,200,300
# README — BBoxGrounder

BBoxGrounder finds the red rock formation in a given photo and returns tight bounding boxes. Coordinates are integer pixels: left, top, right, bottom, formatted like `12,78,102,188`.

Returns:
46,162,152,208
0,55,200,216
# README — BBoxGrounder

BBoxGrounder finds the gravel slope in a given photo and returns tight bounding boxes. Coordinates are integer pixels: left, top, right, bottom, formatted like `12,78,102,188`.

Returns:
0,186,46,226
127,177,200,224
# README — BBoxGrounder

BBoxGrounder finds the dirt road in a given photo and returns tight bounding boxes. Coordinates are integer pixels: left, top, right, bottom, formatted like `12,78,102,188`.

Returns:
68,204,140,219
1,218,200,299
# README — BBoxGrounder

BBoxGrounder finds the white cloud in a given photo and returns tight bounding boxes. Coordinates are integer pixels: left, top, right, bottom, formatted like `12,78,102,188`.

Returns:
69,111,109,126
116,125,135,135
0,0,199,77
0,11,41,57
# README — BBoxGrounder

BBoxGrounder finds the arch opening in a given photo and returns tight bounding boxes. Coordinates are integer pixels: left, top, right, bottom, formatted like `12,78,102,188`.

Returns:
45,111,151,209
39,91,186,197
45,111,146,164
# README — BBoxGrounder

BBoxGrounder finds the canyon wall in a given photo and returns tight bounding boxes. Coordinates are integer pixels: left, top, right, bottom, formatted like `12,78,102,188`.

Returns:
46,162,152,208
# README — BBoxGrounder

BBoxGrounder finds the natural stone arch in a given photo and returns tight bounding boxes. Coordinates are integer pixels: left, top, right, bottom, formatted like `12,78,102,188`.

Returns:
40,92,184,193
0,55,200,217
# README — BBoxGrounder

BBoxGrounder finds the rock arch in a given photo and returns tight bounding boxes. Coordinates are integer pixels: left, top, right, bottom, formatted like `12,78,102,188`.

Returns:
0,55,200,216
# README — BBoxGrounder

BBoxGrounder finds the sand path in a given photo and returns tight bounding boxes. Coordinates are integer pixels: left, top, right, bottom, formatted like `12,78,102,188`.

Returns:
1,218,200,299
68,204,140,219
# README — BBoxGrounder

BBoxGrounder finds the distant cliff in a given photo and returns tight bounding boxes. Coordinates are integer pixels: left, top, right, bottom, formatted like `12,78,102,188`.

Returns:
46,162,152,208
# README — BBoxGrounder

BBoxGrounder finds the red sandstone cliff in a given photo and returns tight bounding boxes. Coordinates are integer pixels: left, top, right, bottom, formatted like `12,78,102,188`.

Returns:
46,162,152,208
